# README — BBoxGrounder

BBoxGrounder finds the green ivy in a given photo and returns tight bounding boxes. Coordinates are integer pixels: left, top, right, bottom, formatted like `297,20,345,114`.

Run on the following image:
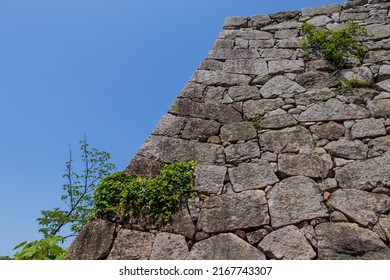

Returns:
301,21,369,69
93,161,197,222
340,77,373,90
12,236,67,260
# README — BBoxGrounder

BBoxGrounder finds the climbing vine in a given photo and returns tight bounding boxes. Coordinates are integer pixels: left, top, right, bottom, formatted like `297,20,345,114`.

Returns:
93,161,197,222
301,21,369,69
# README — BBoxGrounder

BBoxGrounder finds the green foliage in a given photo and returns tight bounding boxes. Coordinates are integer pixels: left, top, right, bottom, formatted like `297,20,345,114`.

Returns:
13,236,67,260
340,77,373,90
301,21,369,69
94,161,197,222
37,136,116,239
251,118,261,130
0,256,12,260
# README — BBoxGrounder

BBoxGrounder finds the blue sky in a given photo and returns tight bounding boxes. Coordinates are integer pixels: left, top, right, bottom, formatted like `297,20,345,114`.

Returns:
0,0,344,257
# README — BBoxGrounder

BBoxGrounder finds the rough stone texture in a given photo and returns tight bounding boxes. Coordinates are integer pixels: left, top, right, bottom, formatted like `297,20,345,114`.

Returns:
229,161,279,191
225,141,261,163
138,135,225,165
259,113,298,129
267,176,328,228
71,1,390,260
309,121,345,140
220,122,257,142
327,189,390,228
324,139,368,159
190,233,266,260
335,152,390,190
316,223,390,260
149,233,190,260
68,219,117,260
107,229,155,260
243,98,284,119
367,99,390,117
258,225,317,260
259,126,314,153
194,165,227,194
351,118,386,139
197,190,270,233
278,153,333,179
260,75,306,98
299,98,370,122
295,88,336,105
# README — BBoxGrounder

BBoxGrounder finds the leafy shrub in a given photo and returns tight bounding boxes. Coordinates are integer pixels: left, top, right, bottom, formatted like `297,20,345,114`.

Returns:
301,21,369,69
94,161,197,222
12,236,67,260
340,77,373,90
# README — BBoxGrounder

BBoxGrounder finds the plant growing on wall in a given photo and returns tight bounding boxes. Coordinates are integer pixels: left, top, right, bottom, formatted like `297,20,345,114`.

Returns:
301,21,369,69
93,161,197,222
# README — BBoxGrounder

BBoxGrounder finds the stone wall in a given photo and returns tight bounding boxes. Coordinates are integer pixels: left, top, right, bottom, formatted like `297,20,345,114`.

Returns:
68,0,390,260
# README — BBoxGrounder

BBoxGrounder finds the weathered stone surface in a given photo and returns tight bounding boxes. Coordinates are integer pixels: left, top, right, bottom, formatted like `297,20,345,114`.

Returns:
328,189,390,228
367,99,390,117
227,86,260,102
152,114,185,137
225,141,261,163
262,21,302,30
267,176,328,228
190,70,251,86
229,161,279,191
299,98,370,122
351,118,386,138
295,71,340,89
258,225,317,260
260,113,297,129
178,82,206,101
324,139,368,159
223,16,248,28
190,233,266,260
368,135,390,154
330,211,349,223
181,118,220,141
107,229,155,260
376,79,390,92
268,59,305,74
126,155,164,178
197,190,270,233
339,66,374,85
259,126,314,153
164,205,196,239
309,121,345,140
250,14,272,29
260,75,306,98
335,152,390,190
316,222,390,259
278,153,333,179
199,59,224,71
378,65,390,81
169,98,242,123
295,88,336,106
365,24,390,40
377,217,390,241
149,233,190,260
301,4,342,17
220,122,257,142
261,48,294,60
218,29,273,40
223,59,268,75
366,50,390,63
138,135,225,165
247,229,269,245
194,165,227,194
207,49,260,60
68,219,116,260
243,98,284,119
307,15,333,27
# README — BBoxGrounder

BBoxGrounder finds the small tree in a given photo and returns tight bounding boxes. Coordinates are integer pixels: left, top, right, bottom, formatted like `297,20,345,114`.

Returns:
37,136,116,238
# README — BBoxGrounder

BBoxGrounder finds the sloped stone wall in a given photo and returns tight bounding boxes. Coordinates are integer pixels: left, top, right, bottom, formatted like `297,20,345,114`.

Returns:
68,0,390,260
